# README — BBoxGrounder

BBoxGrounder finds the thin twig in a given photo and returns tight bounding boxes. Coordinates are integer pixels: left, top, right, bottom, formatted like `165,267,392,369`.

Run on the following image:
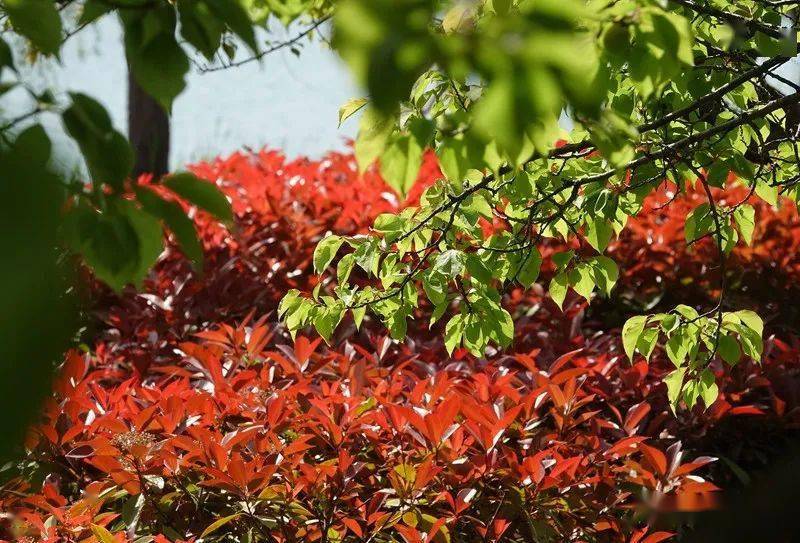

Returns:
198,17,332,73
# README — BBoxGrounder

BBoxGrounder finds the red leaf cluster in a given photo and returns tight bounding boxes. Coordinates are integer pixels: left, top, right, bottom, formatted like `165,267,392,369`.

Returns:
3,149,800,542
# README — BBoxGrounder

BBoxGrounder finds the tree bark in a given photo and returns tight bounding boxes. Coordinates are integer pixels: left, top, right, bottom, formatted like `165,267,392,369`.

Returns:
128,70,171,178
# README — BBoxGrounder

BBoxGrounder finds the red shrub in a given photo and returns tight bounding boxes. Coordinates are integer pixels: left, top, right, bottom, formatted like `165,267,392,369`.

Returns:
3,148,800,542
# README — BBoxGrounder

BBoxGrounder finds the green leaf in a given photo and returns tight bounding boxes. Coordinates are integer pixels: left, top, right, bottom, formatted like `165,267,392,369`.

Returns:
91,524,117,543
433,249,466,279
493,307,514,346
387,309,408,340
444,313,466,355
64,198,162,291
733,204,755,245
665,329,689,367
442,1,476,34
338,97,368,127
121,494,145,535
622,315,647,362
285,299,313,337
684,203,712,243
637,327,659,362
136,187,204,270
552,250,574,271
394,462,416,482
588,109,637,167
585,218,613,253
178,0,224,59
735,323,764,361
438,135,483,183
79,0,112,26
755,181,778,206
430,301,447,327
352,238,380,276
570,264,595,301
118,199,164,287
352,306,366,329
0,125,78,462
205,0,258,52
485,0,511,15
164,172,233,222
279,289,300,320
123,6,189,110
472,73,557,161
4,0,63,55
337,253,356,284
706,161,731,187
627,8,694,97
517,248,542,288
699,368,719,408
463,314,486,356
674,304,699,320
466,254,492,283
62,93,134,191
380,122,430,198
549,272,569,310
313,235,345,273
683,378,700,410
355,107,395,172
373,213,406,241
602,22,631,58
314,305,345,343
664,367,686,412
718,334,741,365
423,273,448,306
200,513,241,539
755,31,795,58
463,192,493,219
735,309,764,336
334,0,434,111
591,256,618,296
660,11,695,66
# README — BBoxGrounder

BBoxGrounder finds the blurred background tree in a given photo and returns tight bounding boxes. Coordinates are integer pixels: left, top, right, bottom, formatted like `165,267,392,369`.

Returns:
0,0,334,460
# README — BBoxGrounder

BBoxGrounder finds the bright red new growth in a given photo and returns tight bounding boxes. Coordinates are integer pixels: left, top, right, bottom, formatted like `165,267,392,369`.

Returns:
3,148,800,542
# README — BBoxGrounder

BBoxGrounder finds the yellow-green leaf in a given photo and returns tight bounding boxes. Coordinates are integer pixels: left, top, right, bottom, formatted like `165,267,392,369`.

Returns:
338,97,368,127
200,513,241,538
622,315,647,361
91,524,116,543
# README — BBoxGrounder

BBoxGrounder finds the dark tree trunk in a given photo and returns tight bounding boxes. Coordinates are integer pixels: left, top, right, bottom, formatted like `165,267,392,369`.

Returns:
128,71,171,178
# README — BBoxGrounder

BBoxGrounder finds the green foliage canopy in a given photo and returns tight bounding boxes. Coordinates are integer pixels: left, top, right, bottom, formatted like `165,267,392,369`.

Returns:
282,0,800,412
0,0,333,459
0,0,336,291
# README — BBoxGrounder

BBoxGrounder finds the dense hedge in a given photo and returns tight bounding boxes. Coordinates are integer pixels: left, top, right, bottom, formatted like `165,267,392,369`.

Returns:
2,149,799,543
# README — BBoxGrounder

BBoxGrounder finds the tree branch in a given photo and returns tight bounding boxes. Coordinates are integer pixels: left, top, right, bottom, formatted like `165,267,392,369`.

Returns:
198,17,332,73
669,0,790,40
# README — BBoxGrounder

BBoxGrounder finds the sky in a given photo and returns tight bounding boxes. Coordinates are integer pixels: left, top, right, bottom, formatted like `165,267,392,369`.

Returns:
5,15,362,172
